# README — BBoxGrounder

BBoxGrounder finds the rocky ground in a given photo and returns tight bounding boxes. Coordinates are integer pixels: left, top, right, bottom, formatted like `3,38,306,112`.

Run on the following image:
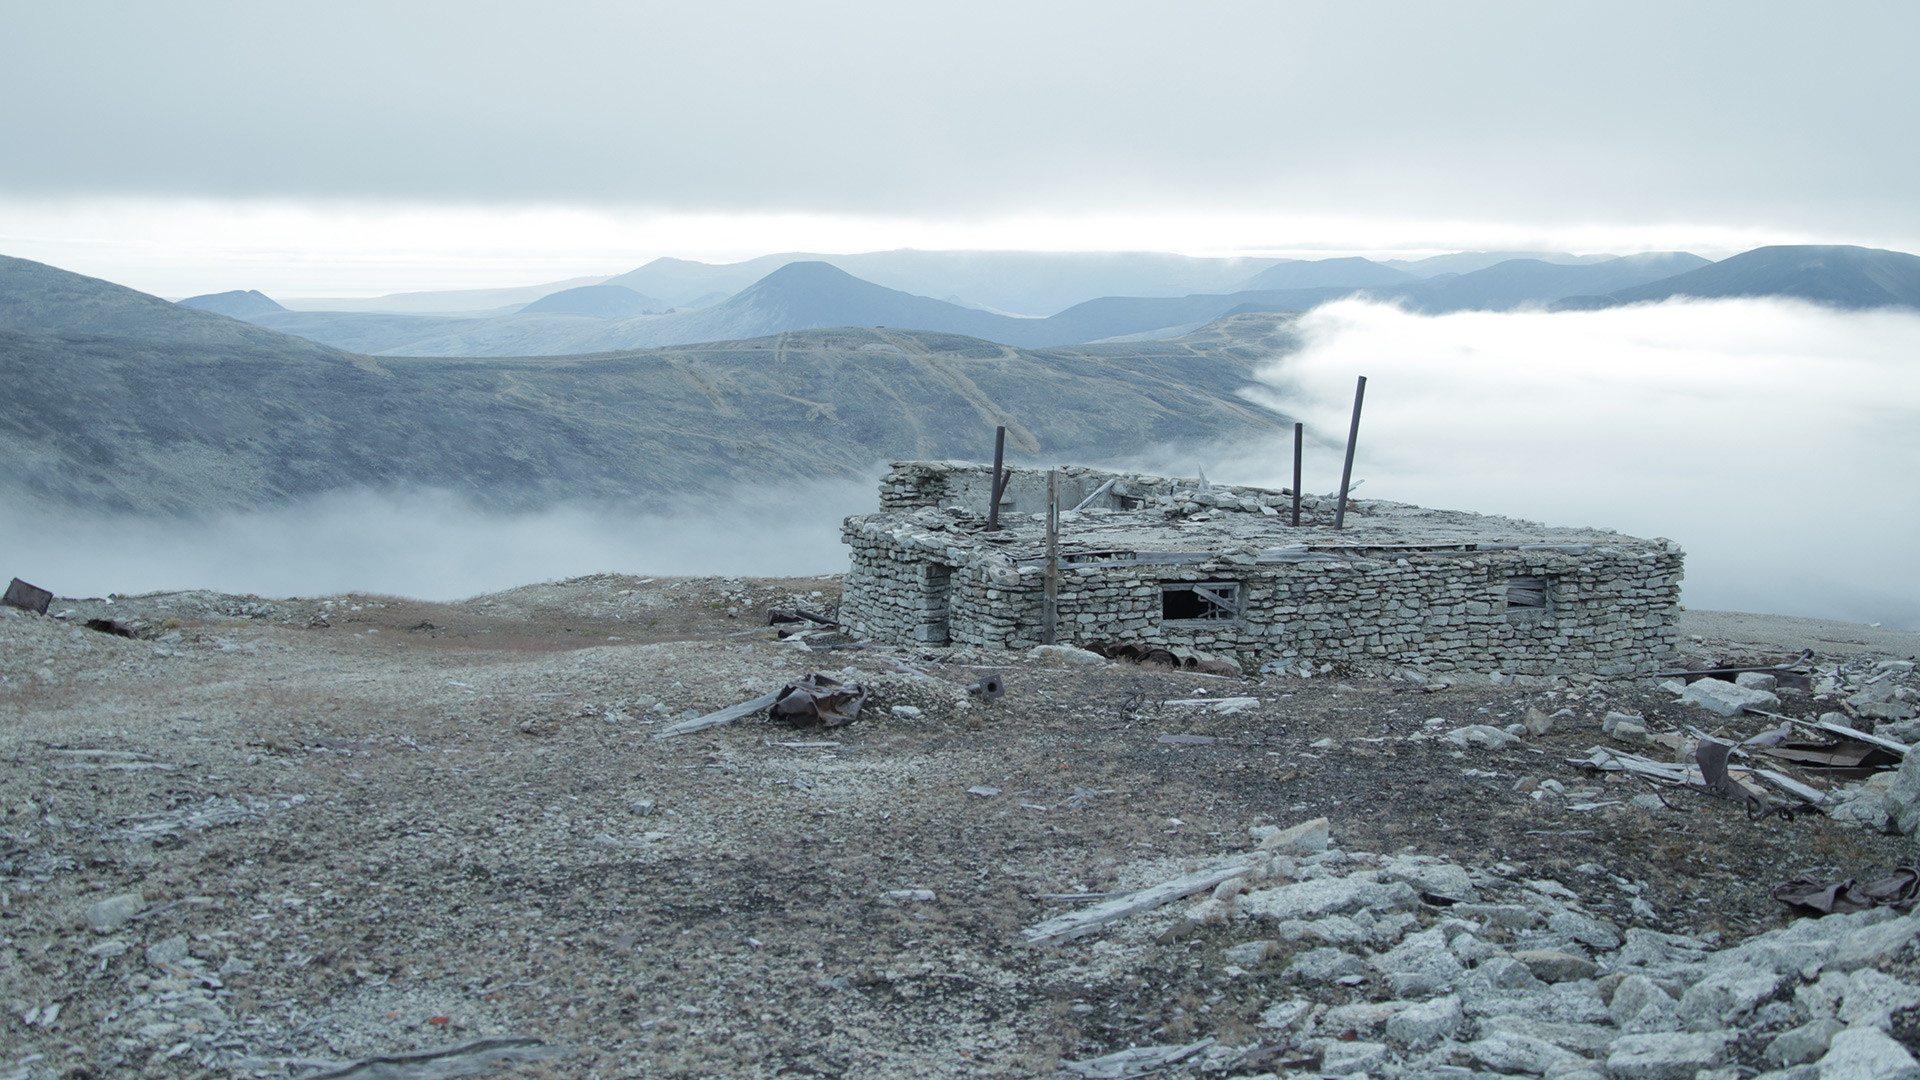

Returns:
2,575,1918,1079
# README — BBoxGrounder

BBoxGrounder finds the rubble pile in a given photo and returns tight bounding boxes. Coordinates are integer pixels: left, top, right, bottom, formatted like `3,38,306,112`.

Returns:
1057,822,1920,1079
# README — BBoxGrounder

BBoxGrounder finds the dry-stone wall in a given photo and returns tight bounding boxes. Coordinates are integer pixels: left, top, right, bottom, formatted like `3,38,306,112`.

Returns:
877,460,1340,524
845,461,1682,677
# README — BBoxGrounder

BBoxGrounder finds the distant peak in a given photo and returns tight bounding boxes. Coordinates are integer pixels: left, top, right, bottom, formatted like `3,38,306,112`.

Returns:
764,260,855,279
178,289,285,317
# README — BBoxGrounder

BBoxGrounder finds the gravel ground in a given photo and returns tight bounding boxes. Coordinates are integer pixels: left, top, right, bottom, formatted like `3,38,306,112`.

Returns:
2,577,1915,1079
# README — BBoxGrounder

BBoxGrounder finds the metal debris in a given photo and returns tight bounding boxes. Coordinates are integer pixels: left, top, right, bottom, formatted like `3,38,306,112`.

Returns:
3,576,52,614
1695,738,1776,818
967,673,1005,699
766,608,838,628
1089,641,1241,677
1774,869,1920,918
1659,649,1815,690
769,673,869,728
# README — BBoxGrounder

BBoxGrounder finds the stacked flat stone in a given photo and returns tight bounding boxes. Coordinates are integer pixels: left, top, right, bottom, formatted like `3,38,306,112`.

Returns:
843,462,1683,677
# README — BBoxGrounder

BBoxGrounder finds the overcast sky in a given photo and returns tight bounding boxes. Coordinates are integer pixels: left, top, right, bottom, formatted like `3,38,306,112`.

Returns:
3,1,1917,294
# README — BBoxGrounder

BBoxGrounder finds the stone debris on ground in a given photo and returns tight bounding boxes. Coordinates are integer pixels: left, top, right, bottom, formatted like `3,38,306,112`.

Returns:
2,574,1919,1078
1060,816,1920,1079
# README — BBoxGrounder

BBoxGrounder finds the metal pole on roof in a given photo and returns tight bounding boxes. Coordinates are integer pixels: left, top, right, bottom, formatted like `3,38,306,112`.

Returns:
1291,421,1304,527
1333,376,1366,530
1042,468,1060,646
987,425,1007,530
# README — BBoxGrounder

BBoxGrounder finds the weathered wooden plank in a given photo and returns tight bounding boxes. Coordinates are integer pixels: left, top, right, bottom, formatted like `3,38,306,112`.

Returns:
1070,477,1118,513
652,692,781,739
1752,768,1834,806
1021,862,1253,947
1805,717,1910,757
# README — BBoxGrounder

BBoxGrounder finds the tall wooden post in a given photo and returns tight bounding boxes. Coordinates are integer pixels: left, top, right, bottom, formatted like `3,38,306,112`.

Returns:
1291,421,1303,527
1333,376,1366,530
1042,468,1060,646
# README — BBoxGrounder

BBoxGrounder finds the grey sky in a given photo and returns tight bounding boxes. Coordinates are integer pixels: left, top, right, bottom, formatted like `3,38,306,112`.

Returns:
4,0,1917,241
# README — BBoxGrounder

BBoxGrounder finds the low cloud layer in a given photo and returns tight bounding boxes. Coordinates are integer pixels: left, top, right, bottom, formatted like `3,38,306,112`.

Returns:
0,481,875,603
1233,298,1920,629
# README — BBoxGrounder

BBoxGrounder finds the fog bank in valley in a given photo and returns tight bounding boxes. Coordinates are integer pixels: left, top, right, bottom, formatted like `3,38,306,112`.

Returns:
0,481,876,604
1234,297,1920,630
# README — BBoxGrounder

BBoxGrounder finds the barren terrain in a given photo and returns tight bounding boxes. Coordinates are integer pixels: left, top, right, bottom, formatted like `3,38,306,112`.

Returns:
3,576,1917,1079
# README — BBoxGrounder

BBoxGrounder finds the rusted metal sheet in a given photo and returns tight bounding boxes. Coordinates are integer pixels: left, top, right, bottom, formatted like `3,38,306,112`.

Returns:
3,577,53,615
770,673,869,728
1774,868,1920,917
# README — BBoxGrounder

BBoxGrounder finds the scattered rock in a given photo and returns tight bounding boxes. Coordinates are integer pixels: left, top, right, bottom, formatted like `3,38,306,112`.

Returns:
1467,1030,1584,1074
1514,949,1600,983
1446,724,1520,749
1809,1026,1920,1079
1603,710,1645,733
1284,946,1364,982
1255,816,1330,854
1606,1031,1732,1080
1238,872,1421,922
85,892,145,932
1610,720,1650,744
1029,644,1108,666
1766,1018,1845,1067
1383,993,1462,1049
1681,677,1782,717
1318,1039,1388,1076
1257,998,1313,1031
1220,940,1276,965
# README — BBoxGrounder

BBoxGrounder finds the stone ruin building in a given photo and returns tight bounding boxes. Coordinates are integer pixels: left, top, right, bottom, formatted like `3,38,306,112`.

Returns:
838,461,1684,677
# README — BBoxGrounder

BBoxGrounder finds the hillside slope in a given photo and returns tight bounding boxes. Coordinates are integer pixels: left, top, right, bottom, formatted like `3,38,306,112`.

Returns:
0,255,1298,514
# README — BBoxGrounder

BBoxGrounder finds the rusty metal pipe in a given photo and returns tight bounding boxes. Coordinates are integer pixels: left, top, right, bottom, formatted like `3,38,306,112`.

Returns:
987,425,1007,530
1291,421,1303,527
1333,376,1366,530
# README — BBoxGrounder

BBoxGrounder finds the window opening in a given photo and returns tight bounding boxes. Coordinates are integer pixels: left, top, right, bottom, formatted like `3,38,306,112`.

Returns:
1505,576,1550,621
1162,581,1241,622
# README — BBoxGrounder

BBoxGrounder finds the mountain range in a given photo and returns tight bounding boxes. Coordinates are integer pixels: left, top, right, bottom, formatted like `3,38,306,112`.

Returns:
1552,245,1920,310
0,255,1295,514
183,250,1730,356
13,241,1918,517
267,249,1630,318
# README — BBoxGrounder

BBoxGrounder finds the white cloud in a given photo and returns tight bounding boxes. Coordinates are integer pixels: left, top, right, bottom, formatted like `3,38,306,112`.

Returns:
1231,298,1920,629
